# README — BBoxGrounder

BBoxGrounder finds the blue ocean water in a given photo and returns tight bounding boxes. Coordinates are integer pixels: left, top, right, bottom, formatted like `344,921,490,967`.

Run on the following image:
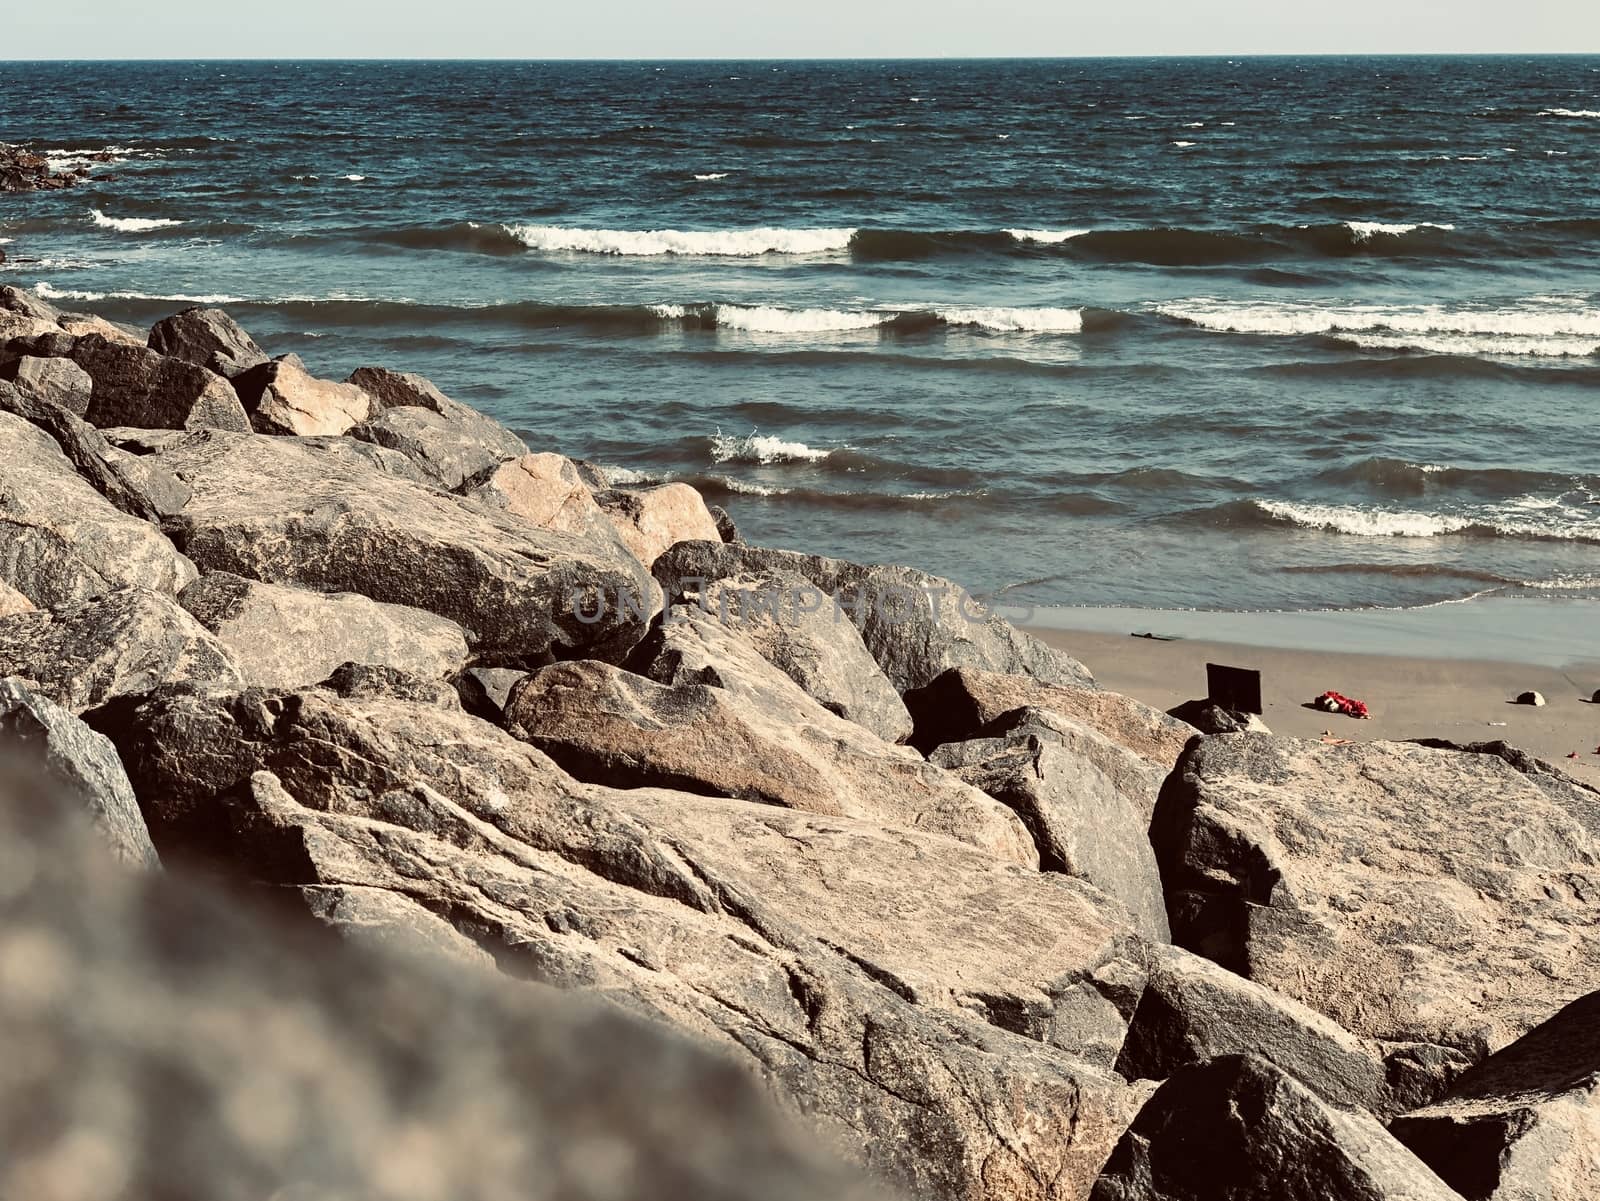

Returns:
3,57,1598,614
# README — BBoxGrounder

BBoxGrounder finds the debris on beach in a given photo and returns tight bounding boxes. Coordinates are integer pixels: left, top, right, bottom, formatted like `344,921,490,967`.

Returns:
1515,690,1546,707
1314,690,1369,719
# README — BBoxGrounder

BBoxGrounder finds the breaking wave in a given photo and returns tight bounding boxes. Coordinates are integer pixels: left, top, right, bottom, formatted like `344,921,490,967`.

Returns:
1184,498,1600,544
503,224,857,256
88,208,184,233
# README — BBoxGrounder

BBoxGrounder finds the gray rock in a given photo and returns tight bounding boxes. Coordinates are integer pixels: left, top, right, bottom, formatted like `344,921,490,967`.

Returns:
0,284,60,323
2,354,93,413
594,483,723,568
653,541,1095,695
179,571,471,688
100,445,194,516
1391,988,1600,1201
147,306,270,379
710,503,740,543
1408,738,1600,839
505,653,1039,868
456,665,527,722
1091,1055,1462,1201
317,661,464,710
233,353,374,436
0,586,243,713
0,382,162,522
0,410,196,609
0,760,883,1201
931,728,1170,941
643,571,913,743
1151,734,1600,1057
0,676,158,867
346,365,527,487
99,682,1152,1198
147,429,654,666
1167,697,1272,735
67,334,252,431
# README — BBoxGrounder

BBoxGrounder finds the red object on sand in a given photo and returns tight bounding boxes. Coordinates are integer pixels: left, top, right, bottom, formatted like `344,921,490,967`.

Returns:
1315,691,1370,720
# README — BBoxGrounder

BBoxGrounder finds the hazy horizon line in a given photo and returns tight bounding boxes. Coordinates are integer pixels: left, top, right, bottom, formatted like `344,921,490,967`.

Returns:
5,50,1600,64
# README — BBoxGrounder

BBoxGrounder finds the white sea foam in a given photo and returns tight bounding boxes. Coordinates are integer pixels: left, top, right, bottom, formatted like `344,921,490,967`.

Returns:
649,303,691,319
342,174,367,181
936,306,1085,333
1172,140,1196,147
1182,122,1205,128
711,476,785,497
1539,108,1600,118
1005,228,1091,244
34,282,247,305
89,208,184,233
1345,220,1456,239
711,432,831,464
1257,501,1472,538
713,304,885,333
692,172,730,181
503,225,857,257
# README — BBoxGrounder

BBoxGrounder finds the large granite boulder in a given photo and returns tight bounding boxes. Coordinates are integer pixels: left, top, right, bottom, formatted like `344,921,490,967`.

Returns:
1090,1055,1462,1201
0,383,164,522
460,451,636,552
905,667,1196,773
0,581,31,617
0,760,884,1201
178,572,471,688
931,728,1170,941
147,306,270,379
659,571,913,743
347,365,528,488
147,430,655,666
0,676,158,867
1152,735,1600,1059
653,542,1095,695
595,483,723,568
66,335,252,431
234,353,374,436
504,656,1038,868
1391,988,1600,1201
1,354,93,413
0,410,196,609
98,682,1154,1199
0,587,244,713
60,312,146,347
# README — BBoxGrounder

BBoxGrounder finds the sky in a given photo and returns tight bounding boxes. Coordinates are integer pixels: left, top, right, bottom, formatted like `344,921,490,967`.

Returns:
4,0,1598,59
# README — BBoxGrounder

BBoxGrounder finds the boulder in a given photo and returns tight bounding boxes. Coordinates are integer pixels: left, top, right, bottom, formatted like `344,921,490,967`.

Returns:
178,572,471,688
710,503,741,543
1167,698,1272,735
906,667,1197,776
0,410,196,609
595,483,723,568
0,581,31,617
100,682,1154,1197
2,354,93,414
1090,1055,1463,1201
147,430,654,666
657,571,912,742
346,365,527,487
653,541,1095,695
460,451,631,550
0,286,60,324
1391,987,1600,1201
0,760,883,1201
233,353,373,437
505,655,1038,868
0,586,243,713
931,728,1170,941
0,383,164,522
0,676,158,867
66,335,251,431
317,661,465,711
99,445,195,516
456,665,527,722
59,313,145,346
147,306,270,379
1152,734,1600,1058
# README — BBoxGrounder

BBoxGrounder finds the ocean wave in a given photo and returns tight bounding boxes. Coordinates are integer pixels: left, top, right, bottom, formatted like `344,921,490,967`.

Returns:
709,432,832,464
1344,220,1456,240
1257,501,1471,537
1004,228,1091,244
32,282,248,305
1190,497,1600,544
711,304,886,333
1312,457,1584,497
692,172,730,181
1538,108,1600,118
934,306,1084,333
89,208,184,233
503,224,856,256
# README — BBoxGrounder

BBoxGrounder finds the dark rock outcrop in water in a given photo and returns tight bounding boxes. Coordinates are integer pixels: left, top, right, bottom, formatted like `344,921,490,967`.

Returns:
3,285,1595,1200
1,142,90,191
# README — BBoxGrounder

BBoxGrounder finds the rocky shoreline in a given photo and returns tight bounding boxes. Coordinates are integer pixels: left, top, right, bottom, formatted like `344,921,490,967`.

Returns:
2,280,1597,1200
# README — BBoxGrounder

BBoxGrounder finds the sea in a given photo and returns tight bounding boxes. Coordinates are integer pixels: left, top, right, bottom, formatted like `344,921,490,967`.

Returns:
3,57,1599,621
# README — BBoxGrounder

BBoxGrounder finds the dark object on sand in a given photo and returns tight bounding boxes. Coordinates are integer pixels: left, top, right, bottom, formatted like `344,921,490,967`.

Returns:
1515,690,1546,707
1169,698,1269,735
1132,631,1180,641
1586,689,1600,704
1206,662,1262,714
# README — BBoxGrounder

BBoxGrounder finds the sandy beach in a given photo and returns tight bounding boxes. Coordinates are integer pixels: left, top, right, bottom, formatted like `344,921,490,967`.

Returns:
1035,624,1600,783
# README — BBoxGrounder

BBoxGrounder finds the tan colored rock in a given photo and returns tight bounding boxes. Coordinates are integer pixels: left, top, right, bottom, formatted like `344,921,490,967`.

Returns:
235,354,374,436
0,581,33,618
1154,734,1600,1057
59,313,143,346
0,311,58,342
463,452,621,544
596,482,721,568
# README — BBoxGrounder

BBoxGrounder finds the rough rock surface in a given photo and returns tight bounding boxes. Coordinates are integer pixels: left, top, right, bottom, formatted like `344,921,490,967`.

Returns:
651,571,913,742
147,306,271,379
67,335,252,432
906,667,1196,773
0,410,196,609
101,683,1152,1199
2,354,93,413
346,365,528,487
595,483,723,568
1,142,89,191
1152,734,1600,1057
1167,698,1272,736
0,581,31,617
505,655,1038,867
461,451,632,551
654,541,1095,695
1090,1055,1462,1201
0,765,885,1201
456,666,528,722
0,586,243,713
59,312,145,347
0,383,165,522
0,676,158,867
178,572,471,688
931,728,1170,941
1391,988,1600,1201
234,353,374,437
149,430,654,665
